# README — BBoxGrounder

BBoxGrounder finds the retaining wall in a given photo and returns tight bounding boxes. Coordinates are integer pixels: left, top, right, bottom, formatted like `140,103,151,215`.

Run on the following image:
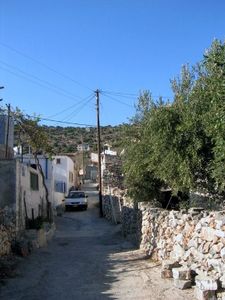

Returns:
139,203,225,281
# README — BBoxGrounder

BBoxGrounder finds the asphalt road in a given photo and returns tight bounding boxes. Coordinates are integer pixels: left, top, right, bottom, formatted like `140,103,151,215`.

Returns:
0,185,194,300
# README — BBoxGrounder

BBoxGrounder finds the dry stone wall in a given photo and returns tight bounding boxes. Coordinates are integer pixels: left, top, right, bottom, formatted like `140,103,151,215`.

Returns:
103,196,225,298
102,195,122,224
0,207,16,256
139,202,225,282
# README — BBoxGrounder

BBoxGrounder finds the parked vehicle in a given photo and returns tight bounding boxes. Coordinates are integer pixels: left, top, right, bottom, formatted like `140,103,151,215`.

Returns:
64,191,88,210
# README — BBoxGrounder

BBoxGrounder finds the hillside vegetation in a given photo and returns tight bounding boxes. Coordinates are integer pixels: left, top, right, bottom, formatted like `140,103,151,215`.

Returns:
15,124,127,154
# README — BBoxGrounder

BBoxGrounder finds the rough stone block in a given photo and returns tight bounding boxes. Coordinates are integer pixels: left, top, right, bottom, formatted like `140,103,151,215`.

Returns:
216,290,225,300
161,269,173,278
189,207,205,215
174,233,183,244
162,260,181,270
219,275,225,289
201,227,216,242
173,279,192,290
172,267,191,280
215,230,225,239
195,275,218,291
171,244,185,260
220,248,225,260
194,287,216,300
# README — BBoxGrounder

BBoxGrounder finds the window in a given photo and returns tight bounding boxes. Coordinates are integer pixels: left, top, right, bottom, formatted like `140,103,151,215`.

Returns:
55,181,66,193
22,166,26,177
56,158,61,164
30,172,39,191
68,192,85,198
69,171,73,183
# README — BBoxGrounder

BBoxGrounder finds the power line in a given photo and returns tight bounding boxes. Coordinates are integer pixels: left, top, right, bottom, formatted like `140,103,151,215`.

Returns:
0,60,84,100
0,65,88,103
102,90,138,97
24,115,95,127
102,92,135,108
0,42,93,92
47,93,94,118
9,105,95,127
0,65,78,102
38,117,95,127
61,95,95,122
103,89,172,100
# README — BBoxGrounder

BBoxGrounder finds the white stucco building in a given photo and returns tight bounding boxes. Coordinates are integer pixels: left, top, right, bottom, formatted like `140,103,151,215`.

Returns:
15,154,75,213
52,155,75,208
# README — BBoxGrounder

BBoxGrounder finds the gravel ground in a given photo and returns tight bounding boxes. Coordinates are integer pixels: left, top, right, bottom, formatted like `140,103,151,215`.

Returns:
0,186,194,300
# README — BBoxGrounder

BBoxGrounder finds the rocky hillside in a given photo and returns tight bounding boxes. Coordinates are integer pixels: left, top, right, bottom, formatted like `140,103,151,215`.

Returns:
15,124,128,154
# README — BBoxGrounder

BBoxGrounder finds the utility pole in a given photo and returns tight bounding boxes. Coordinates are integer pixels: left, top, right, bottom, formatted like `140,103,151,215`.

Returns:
95,89,103,217
5,104,10,159
0,86,4,107
81,134,85,183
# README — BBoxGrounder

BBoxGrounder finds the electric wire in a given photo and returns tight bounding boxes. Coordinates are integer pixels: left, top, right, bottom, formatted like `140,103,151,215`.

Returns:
36,117,95,127
9,105,95,127
61,95,95,122
101,92,134,108
0,63,87,103
0,60,84,100
103,89,172,100
0,42,93,92
102,90,138,97
0,65,86,103
47,93,94,119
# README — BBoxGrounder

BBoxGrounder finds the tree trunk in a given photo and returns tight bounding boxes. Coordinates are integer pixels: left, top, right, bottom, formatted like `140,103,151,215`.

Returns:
35,155,52,222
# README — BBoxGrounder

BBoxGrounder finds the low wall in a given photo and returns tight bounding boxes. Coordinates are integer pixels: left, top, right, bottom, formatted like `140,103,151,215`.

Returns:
0,207,16,256
102,194,122,224
102,195,142,246
139,202,225,281
121,204,142,246
0,160,16,209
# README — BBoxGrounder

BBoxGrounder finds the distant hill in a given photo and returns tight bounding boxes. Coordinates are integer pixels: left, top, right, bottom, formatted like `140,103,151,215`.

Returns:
15,124,128,154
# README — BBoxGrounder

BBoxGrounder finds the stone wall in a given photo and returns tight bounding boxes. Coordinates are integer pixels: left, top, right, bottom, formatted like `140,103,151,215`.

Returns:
102,194,122,224
121,204,142,246
102,194,142,246
0,207,16,256
139,203,225,281
0,160,16,209
0,160,17,256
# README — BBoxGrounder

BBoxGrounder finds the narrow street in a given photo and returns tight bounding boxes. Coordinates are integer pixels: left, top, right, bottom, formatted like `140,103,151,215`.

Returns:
0,185,194,300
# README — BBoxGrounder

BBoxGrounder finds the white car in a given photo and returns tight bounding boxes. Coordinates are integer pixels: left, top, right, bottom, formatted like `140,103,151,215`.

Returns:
64,191,88,210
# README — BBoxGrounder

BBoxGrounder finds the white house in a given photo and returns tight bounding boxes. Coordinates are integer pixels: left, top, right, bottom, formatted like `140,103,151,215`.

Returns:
77,143,90,152
0,159,49,231
15,154,75,214
52,155,75,209
16,154,54,206
18,162,48,228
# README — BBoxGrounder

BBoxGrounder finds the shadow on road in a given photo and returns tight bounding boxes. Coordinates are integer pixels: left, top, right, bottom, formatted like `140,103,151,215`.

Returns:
0,184,140,300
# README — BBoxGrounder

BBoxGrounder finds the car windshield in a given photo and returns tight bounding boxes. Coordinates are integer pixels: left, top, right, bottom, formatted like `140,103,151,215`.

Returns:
68,192,85,198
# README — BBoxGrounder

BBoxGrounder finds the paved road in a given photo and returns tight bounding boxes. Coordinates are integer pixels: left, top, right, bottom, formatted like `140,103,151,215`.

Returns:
0,185,194,300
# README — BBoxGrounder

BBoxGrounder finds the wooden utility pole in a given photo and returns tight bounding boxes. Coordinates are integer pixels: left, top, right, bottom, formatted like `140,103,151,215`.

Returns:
81,134,85,183
95,89,103,217
5,104,10,159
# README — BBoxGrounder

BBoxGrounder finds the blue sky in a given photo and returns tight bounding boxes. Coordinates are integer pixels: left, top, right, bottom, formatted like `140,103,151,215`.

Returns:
0,0,224,126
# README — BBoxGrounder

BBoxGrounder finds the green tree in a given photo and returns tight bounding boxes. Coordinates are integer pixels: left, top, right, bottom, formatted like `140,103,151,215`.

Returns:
123,40,225,205
122,91,165,202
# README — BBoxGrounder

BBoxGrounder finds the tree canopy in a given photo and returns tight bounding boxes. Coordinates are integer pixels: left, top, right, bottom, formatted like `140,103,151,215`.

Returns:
123,40,225,203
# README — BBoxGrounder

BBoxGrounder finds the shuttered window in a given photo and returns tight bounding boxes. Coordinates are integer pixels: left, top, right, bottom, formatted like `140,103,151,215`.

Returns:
30,172,39,190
